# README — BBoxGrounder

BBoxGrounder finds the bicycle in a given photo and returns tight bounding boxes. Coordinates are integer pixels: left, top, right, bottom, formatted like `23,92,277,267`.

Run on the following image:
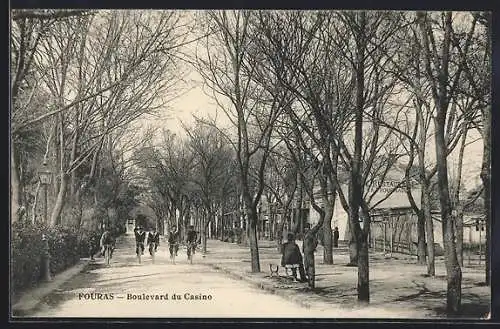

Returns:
149,242,158,264
169,243,179,264
103,244,113,266
186,242,197,265
136,242,144,264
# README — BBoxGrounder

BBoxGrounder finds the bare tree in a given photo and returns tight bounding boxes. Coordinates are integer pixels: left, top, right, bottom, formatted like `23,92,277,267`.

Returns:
184,119,236,253
416,11,479,314
195,10,290,272
10,10,90,223
452,11,491,285
21,11,189,226
264,143,298,249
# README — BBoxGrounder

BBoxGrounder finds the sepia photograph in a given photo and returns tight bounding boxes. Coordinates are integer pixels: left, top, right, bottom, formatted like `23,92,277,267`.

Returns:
9,9,491,320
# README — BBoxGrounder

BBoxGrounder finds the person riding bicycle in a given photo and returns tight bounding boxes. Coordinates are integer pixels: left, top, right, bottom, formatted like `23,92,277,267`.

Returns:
147,228,160,256
134,225,146,256
167,227,180,257
99,228,115,259
185,225,198,258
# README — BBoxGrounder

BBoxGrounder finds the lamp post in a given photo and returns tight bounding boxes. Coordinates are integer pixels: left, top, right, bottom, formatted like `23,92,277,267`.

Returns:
39,160,52,282
39,162,52,223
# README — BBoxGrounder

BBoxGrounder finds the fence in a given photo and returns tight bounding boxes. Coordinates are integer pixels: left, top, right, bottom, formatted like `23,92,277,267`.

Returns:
368,211,485,266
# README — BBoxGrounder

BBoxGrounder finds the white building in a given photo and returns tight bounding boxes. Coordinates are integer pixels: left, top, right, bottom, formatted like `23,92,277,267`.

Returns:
309,161,421,240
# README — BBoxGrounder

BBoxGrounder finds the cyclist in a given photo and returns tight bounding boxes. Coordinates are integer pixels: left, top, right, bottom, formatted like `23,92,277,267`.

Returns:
88,232,99,260
185,225,198,259
134,225,146,256
167,227,180,258
99,228,115,259
147,228,160,256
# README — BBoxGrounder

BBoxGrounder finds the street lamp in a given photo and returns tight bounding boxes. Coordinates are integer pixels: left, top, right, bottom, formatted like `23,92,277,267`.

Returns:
38,160,52,282
38,161,52,223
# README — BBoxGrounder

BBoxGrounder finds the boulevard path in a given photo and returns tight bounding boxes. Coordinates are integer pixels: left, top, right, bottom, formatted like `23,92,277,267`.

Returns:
20,233,490,319
27,234,334,318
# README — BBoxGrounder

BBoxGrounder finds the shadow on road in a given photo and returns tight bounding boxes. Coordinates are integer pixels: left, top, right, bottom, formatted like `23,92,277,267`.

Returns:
388,280,489,319
433,301,490,319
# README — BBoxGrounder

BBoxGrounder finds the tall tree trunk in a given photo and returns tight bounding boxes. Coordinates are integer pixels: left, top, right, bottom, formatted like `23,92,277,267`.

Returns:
322,212,333,264
323,155,337,265
422,170,436,275
69,129,79,199
352,11,368,302
202,209,212,254
50,173,68,226
415,106,436,274
357,230,370,302
436,104,462,314
11,143,22,223
455,211,464,267
416,211,427,264
247,205,260,272
419,11,461,313
294,171,303,235
482,157,490,286
321,176,334,264
202,220,207,253
480,103,491,284
453,125,468,267
50,112,67,227
481,14,491,287
219,205,224,241
348,219,358,266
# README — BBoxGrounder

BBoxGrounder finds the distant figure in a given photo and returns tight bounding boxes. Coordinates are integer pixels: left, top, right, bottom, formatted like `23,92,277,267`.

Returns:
333,226,339,248
281,233,306,282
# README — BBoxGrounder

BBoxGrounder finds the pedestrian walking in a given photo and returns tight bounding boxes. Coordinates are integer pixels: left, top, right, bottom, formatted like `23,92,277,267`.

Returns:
333,226,339,248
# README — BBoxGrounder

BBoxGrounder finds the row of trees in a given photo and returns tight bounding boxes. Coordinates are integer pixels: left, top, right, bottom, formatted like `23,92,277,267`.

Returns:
11,10,191,233
182,10,490,315
10,9,490,316
132,122,238,251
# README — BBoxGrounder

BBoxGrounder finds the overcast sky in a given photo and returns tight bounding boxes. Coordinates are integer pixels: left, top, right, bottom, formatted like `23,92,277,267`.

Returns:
135,10,485,191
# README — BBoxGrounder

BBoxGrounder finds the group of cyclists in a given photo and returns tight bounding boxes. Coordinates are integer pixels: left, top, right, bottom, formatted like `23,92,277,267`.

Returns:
98,224,199,264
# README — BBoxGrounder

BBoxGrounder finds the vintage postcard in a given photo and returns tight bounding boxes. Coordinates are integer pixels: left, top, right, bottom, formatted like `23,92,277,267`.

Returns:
10,9,491,320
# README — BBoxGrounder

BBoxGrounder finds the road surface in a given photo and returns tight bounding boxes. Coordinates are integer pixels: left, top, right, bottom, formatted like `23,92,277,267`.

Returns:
28,235,334,318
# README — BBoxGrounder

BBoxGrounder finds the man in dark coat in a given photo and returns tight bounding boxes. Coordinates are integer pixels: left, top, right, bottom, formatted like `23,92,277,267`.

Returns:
333,226,340,248
281,233,306,282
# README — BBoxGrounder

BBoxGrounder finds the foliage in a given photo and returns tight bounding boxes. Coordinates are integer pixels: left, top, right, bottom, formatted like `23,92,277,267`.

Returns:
46,225,80,275
11,220,103,296
11,221,44,295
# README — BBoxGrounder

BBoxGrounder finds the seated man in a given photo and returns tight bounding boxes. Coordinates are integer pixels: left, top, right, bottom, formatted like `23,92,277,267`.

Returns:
281,232,306,282
147,228,160,256
99,229,115,259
